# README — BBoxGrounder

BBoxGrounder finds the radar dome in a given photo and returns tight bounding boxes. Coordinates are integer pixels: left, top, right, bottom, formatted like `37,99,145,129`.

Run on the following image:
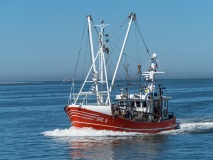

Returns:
153,53,157,58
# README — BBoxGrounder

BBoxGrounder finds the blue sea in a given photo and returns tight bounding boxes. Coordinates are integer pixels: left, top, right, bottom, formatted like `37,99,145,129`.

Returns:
0,79,213,160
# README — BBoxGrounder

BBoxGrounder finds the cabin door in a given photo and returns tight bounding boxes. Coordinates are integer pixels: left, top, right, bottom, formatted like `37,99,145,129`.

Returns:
162,99,169,120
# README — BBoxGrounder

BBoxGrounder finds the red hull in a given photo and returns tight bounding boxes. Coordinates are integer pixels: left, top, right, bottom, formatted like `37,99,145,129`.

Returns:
65,106,177,134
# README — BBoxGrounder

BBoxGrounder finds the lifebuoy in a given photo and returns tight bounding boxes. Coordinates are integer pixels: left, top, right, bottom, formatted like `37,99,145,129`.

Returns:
164,109,168,117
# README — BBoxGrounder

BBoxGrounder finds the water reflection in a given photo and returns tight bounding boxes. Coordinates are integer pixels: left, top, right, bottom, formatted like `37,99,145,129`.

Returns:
67,135,168,160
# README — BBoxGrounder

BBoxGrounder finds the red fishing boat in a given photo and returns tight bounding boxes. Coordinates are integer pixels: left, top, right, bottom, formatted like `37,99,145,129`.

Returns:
64,13,177,133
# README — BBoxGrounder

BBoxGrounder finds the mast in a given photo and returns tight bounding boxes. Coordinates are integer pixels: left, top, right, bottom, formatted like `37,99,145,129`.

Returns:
110,13,136,92
94,20,110,104
143,53,164,93
74,16,110,105
143,53,164,115
94,20,110,83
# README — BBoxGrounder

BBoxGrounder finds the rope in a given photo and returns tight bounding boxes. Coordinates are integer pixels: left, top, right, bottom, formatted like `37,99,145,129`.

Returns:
72,19,87,81
69,20,87,104
81,37,89,83
91,18,99,36
134,25,141,64
134,21,150,57
108,17,129,39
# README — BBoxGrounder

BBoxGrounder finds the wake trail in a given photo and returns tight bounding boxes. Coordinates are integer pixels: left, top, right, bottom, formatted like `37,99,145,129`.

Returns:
161,121,213,134
42,121,213,138
42,126,142,137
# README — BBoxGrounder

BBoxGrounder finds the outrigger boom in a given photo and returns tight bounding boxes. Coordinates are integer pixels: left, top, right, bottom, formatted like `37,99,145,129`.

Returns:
110,13,136,93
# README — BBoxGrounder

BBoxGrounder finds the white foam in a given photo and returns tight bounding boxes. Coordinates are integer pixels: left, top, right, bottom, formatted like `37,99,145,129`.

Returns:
42,126,141,137
42,121,213,137
161,121,213,134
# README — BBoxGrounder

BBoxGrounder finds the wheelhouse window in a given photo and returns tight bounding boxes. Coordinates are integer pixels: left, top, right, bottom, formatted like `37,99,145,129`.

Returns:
164,100,168,108
142,101,147,107
119,101,124,106
130,101,135,106
136,101,140,107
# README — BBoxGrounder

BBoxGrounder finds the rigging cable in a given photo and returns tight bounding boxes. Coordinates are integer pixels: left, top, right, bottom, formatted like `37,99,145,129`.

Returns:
91,18,99,36
134,25,142,66
81,36,89,83
108,17,129,39
69,19,87,104
134,21,150,57
106,17,129,83
73,20,87,81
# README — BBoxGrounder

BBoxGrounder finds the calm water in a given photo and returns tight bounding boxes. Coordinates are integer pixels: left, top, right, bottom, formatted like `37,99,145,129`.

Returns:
0,79,213,160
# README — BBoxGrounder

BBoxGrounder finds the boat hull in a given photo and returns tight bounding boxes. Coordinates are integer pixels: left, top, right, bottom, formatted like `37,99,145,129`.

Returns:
65,105,177,134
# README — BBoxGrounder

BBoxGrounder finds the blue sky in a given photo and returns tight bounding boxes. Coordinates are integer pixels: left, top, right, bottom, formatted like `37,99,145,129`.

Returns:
0,0,213,81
